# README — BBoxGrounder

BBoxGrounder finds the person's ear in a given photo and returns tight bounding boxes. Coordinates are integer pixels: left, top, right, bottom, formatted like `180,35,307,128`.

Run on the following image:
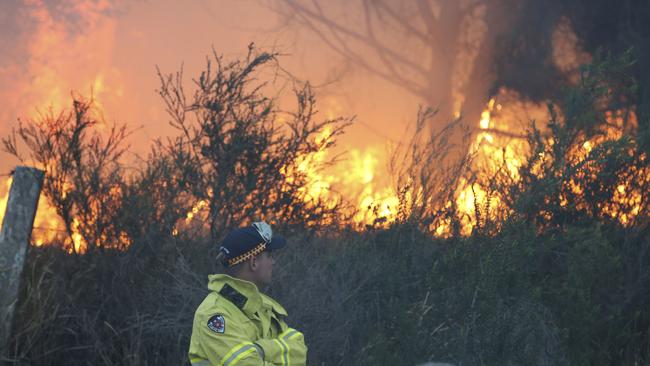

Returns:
248,256,258,271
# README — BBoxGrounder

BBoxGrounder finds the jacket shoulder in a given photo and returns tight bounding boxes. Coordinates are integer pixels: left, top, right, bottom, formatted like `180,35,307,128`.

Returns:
195,292,252,324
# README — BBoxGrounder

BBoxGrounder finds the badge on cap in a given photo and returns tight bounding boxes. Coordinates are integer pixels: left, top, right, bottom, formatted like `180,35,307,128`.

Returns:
207,314,226,334
252,221,273,243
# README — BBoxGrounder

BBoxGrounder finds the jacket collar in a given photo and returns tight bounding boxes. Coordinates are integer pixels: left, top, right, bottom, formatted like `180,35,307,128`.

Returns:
208,274,263,316
207,274,288,317
260,293,288,317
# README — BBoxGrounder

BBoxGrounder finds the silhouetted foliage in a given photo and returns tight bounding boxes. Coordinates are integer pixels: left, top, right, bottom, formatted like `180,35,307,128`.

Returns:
390,107,472,236
2,46,352,254
157,45,352,238
510,51,648,230
3,97,131,253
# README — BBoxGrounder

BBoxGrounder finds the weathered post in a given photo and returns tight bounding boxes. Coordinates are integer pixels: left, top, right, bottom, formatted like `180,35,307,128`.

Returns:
0,167,44,354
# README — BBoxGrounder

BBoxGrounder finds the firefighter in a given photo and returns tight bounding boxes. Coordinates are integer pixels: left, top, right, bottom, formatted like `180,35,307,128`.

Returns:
188,221,307,366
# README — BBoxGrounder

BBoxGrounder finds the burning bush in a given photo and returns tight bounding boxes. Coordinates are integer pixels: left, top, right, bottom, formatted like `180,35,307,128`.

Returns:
508,50,648,230
2,46,352,252
399,50,650,237
156,45,351,237
2,97,131,253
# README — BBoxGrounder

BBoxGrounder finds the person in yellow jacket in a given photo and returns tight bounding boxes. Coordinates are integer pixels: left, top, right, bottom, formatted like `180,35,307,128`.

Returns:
189,221,307,366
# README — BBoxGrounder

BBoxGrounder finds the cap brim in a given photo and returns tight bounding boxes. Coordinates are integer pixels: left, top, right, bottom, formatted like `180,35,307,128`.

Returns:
267,235,287,251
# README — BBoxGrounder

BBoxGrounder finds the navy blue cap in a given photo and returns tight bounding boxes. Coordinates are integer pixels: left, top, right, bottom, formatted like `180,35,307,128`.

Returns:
218,221,286,267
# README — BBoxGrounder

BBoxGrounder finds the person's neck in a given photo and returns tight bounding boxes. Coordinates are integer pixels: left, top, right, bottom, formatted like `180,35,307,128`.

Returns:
232,271,262,289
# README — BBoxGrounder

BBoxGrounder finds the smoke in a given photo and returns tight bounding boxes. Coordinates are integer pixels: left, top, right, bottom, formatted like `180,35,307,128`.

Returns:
0,0,430,176
552,16,592,83
0,0,120,113
0,0,122,169
451,2,488,117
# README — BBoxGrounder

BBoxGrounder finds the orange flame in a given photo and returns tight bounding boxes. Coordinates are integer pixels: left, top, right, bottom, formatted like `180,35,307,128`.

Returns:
1,92,645,247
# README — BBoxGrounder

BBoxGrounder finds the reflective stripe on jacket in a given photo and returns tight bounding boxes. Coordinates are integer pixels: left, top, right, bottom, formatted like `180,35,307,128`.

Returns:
189,274,307,366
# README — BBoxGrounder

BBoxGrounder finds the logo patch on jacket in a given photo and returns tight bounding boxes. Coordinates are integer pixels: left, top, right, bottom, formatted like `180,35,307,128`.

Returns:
207,314,226,333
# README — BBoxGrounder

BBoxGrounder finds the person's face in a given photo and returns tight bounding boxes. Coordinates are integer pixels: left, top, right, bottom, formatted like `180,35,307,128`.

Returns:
253,250,275,287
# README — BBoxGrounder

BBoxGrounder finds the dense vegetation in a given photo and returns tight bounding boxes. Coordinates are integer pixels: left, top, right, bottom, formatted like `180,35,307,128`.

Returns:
1,48,649,365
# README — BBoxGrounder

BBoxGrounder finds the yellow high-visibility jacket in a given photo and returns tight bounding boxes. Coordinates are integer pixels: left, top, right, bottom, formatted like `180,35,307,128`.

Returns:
189,274,307,366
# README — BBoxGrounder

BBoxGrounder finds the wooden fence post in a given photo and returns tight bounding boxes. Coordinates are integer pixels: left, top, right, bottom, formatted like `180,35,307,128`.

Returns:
0,166,44,354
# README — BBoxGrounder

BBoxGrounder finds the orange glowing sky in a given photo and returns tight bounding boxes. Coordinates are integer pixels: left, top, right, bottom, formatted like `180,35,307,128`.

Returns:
0,0,420,176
